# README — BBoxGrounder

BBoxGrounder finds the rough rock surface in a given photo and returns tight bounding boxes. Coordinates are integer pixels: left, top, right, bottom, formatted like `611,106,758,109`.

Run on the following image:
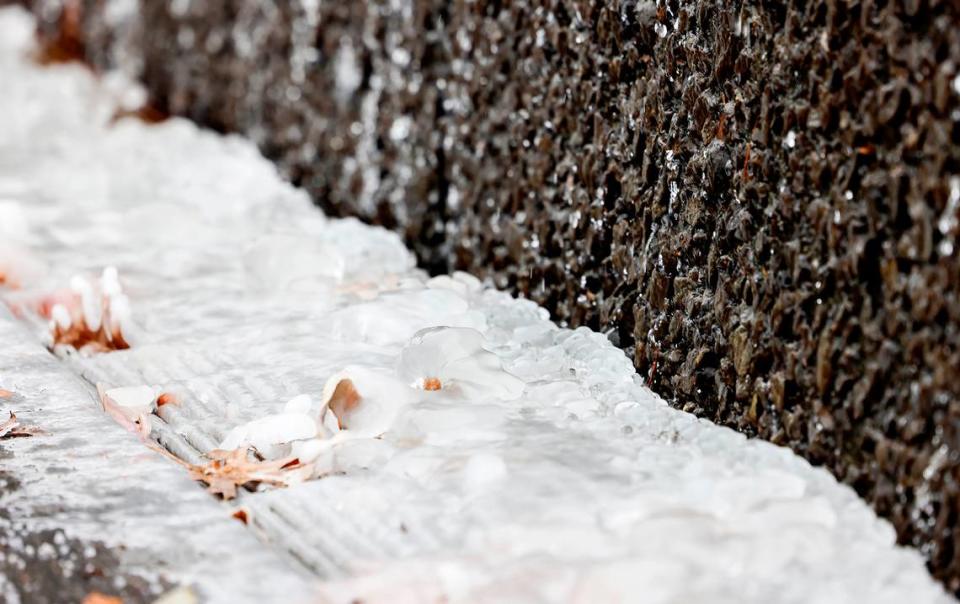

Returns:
28,0,960,593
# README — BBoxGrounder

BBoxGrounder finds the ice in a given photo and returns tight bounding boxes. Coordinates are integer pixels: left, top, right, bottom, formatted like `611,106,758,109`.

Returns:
327,289,487,345
0,7,950,604
398,327,525,399
243,233,344,292
101,385,157,419
320,366,418,438
219,411,318,452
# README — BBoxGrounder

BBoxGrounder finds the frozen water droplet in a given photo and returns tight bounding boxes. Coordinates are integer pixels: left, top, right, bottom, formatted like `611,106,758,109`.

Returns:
784,130,797,149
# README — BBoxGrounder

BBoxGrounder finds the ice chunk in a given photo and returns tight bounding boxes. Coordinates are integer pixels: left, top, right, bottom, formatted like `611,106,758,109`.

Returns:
461,453,507,491
219,412,318,452
244,233,344,291
399,327,525,400
101,385,157,420
321,366,417,437
328,289,486,345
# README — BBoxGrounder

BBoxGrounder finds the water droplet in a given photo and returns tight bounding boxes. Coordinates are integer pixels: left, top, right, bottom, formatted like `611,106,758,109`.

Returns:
784,130,797,149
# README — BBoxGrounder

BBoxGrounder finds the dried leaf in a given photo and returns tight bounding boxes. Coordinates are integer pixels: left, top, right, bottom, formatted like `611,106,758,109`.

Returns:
156,392,180,407
185,447,312,500
109,104,169,126
324,378,361,429
0,412,16,438
52,320,130,352
82,593,123,604
41,270,133,353
96,383,154,438
35,0,87,66
98,385,157,419
320,367,418,437
0,411,46,439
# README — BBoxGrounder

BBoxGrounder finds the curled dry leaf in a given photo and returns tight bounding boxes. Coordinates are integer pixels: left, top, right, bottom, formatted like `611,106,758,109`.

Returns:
0,411,46,439
324,378,361,429
35,0,87,66
186,447,312,500
41,268,133,353
0,412,17,438
81,593,123,604
156,392,179,407
96,384,155,438
99,385,157,419
109,103,169,126
232,508,250,524
320,367,417,438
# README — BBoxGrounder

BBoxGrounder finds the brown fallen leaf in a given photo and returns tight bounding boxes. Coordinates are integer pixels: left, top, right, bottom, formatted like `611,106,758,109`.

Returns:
35,0,87,66
141,441,313,500
38,271,132,354
325,378,361,430
48,291,130,351
186,448,312,500
232,507,250,524
156,392,180,407
82,592,123,604
0,411,46,439
109,104,169,126
95,384,153,439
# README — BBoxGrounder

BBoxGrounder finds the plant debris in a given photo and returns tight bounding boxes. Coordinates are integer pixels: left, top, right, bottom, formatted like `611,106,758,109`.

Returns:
96,384,154,438
156,392,179,407
81,592,123,604
109,104,169,126
0,411,45,439
34,0,87,66
182,448,311,500
40,268,134,353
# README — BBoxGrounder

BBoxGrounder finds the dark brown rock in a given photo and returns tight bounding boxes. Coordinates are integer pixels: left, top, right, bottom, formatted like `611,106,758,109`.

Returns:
29,0,960,593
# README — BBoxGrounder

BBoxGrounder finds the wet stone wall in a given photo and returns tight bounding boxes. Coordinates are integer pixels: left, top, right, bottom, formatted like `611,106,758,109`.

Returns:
30,0,960,592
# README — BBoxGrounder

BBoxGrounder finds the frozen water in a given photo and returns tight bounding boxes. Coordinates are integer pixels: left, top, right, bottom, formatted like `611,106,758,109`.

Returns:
0,7,951,603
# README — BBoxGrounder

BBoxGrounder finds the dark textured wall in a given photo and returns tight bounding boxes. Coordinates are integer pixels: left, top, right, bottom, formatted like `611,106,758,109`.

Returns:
31,0,960,592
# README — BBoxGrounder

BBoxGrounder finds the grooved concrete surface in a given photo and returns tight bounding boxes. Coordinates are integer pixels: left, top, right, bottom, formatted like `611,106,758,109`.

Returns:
0,7,952,603
0,308,319,603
